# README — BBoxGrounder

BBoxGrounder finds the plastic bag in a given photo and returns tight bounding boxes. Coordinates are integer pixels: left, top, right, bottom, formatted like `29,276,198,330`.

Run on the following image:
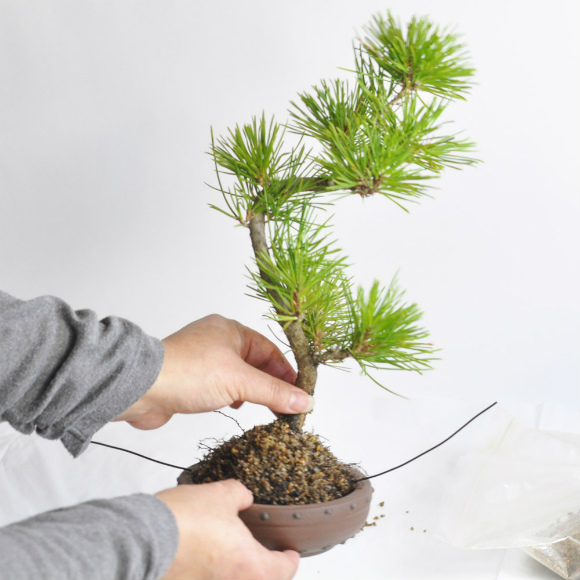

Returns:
523,518,580,580
437,407,580,579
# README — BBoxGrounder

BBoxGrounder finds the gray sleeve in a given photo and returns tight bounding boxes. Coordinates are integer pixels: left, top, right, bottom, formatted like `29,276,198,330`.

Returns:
0,290,179,580
0,494,179,580
0,290,164,456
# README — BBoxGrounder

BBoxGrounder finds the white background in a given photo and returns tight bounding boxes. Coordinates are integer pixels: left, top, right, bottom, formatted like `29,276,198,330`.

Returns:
0,1,578,579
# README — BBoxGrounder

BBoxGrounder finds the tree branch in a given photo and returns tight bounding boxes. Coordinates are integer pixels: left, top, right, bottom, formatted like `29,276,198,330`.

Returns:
314,348,352,365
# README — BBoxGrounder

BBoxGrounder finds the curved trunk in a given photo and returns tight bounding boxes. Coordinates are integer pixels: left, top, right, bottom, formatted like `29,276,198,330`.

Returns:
248,212,317,432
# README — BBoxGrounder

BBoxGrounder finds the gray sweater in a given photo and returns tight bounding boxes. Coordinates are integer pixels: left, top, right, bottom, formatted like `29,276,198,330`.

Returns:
0,291,178,579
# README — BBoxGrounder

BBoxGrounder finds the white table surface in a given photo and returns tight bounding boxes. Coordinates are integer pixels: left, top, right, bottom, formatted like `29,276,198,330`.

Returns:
1,395,578,580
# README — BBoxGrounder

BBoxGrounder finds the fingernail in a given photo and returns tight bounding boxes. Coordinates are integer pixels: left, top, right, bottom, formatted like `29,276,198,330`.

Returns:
289,392,315,413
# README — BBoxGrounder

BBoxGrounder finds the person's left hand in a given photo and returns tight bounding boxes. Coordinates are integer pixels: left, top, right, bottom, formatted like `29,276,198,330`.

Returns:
115,314,313,430
155,481,300,580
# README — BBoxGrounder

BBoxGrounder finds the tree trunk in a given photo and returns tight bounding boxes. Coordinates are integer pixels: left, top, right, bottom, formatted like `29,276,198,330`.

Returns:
248,212,317,432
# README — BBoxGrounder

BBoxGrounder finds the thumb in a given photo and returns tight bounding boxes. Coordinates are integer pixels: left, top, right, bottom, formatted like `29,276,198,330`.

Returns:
237,365,314,415
259,550,301,580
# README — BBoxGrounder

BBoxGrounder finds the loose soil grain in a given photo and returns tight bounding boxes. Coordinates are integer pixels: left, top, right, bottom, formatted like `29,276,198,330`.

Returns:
190,420,357,505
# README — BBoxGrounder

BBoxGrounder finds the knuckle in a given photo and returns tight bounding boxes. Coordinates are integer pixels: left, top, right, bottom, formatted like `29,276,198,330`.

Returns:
231,478,251,494
228,479,254,502
205,313,226,325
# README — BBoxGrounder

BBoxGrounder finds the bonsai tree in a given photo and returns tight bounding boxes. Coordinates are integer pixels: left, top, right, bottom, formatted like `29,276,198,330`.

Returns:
193,11,476,504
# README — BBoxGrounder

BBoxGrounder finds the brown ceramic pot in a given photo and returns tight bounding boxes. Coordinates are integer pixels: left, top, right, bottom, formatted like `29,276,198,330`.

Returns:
177,466,373,557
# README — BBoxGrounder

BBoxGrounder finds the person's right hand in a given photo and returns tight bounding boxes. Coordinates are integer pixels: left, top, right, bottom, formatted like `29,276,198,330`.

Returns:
116,314,313,431
156,481,300,580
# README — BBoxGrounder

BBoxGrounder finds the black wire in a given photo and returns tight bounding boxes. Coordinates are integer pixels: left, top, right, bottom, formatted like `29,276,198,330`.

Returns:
354,401,498,482
90,440,193,473
91,401,498,482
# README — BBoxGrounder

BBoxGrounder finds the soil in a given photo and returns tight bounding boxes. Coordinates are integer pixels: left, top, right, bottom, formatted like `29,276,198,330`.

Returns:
189,419,357,505
524,512,580,579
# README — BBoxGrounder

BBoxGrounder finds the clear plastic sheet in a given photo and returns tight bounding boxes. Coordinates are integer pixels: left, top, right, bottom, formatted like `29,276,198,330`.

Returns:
437,408,580,579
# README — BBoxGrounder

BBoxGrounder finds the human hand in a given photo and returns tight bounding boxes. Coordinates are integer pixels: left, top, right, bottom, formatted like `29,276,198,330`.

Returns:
156,481,300,580
116,314,313,429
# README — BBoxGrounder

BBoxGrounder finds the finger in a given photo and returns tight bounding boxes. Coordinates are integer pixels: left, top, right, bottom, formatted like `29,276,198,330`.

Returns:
236,323,297,384
126,412,172,431
235,365,314,415
259,549,301,580
218,479,254,511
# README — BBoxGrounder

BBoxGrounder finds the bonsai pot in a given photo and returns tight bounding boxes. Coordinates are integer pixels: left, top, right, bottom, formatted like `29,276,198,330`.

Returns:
177,466,373,557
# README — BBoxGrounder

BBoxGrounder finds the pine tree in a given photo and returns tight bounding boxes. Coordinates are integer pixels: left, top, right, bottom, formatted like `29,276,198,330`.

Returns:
209,11,477,431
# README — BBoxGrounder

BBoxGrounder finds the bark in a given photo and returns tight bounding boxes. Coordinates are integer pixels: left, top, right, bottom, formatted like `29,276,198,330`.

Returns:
315,348,351,365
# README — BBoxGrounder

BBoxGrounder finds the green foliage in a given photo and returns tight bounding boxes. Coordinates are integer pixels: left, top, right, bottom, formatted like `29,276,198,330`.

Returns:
291,86,474,205
207,11,478,391
289,79,363,145
360,12,475,100
209,114,316,224
249,206,433,377
348,279,434,374
249,205,352,351
288,11,478,206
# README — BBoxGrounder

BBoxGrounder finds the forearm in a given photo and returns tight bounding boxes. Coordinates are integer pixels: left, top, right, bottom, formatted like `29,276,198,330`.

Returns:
0,494,178,580
0,290,164,456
